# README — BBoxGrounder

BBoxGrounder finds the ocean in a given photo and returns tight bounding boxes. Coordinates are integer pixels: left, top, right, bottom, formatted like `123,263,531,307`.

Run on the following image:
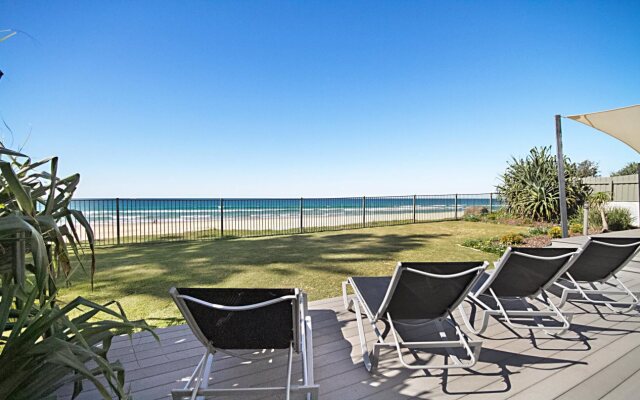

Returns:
71,195,502,222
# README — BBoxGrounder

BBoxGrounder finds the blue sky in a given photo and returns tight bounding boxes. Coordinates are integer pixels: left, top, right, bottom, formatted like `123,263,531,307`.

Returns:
1,1,638,197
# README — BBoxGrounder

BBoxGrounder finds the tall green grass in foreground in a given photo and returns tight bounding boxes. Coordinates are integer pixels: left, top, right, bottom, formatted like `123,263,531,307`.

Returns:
59,221,526,327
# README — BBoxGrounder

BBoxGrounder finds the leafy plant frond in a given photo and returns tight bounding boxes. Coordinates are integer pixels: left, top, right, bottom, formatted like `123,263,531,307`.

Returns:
496,146,591,222
0,144,154,399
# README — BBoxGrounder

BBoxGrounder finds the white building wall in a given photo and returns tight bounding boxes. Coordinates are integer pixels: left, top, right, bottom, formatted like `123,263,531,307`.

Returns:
607,201,639,226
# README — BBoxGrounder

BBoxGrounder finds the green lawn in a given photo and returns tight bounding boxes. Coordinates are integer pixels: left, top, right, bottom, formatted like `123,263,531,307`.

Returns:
59,221,526,327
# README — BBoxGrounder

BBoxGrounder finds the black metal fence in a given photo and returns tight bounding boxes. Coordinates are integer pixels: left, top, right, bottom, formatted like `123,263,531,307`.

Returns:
70,193,502,246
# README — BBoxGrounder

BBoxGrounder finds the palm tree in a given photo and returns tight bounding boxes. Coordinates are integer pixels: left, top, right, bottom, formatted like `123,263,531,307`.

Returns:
589,192,611,232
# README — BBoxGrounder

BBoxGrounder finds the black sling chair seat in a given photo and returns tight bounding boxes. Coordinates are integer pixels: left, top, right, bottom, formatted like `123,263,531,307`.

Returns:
342,261,488,372
169,287,318,400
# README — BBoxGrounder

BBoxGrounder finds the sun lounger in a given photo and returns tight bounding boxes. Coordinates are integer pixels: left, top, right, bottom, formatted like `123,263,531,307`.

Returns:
342,261,488,372
458,247,580,335
554,237,640,313
169,287,318,400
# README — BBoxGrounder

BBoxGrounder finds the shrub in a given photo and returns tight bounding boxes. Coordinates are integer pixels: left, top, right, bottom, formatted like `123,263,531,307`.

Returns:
607,207,633,231
485,212,499,221
497,146,591,222
463,214,481,222
464,206,489,216
571,206,603,229
548,226,563,238
570,222,583,234
461,237,507,255
528,226,549,236
499,233,525,245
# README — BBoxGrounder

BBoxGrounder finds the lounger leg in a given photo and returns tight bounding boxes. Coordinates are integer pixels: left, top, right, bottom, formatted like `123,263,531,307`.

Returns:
493,289,572,334
539,290,572,335
184,350,209,400
457,299,491,335
173,352,206,400
342,280,352,311
555,281,572,308
556,273,639,313
465,290,573,336
299,292,317,400
196,353,214,400
447,313,483,367
352,297,376,372
387,314,481,370
606,275,639,313
284,344,293,400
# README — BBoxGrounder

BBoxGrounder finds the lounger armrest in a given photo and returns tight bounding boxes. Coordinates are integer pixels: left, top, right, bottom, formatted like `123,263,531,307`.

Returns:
510,249,581,260
177,294,298,311
405,262,488,279
591,239,640,248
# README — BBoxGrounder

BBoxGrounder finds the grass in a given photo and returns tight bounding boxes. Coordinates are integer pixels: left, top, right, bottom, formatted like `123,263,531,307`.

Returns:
93,219,424,246
59,220,526,328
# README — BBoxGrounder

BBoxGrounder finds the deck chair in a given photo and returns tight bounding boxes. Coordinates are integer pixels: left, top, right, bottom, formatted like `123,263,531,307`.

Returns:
169,287,318,400
554,237,640,313
458,247,580,336
341,261,488,372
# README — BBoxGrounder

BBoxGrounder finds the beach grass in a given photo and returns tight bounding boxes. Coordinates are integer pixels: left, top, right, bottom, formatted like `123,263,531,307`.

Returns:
59,220,526,328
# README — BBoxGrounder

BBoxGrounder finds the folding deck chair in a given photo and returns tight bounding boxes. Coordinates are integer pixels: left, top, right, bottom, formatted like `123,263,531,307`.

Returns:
457,247,580,336
554,237,640,313
342,261,488,372
169,287,318,400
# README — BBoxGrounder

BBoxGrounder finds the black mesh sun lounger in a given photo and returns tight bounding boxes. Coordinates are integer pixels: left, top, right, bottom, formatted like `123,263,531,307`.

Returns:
169,287,318,400
554,237,640,313
458,247,580,336
341,261,488,372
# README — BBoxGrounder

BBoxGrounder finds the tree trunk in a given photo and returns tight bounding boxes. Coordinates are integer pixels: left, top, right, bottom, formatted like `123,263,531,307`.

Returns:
600,208,609,232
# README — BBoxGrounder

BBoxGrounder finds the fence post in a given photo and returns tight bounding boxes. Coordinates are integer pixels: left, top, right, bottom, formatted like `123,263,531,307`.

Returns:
454,194,458,220
412,195,416,223
583,202,589,235
299,197,304,233
116,198,121,245
220,198,224,237
489,193,493,213
610,180,614,200
362,196,366,227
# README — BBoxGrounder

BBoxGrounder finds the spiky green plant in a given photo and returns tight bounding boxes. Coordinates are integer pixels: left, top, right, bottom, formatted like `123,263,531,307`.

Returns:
497,146,591,222
0,145,155,399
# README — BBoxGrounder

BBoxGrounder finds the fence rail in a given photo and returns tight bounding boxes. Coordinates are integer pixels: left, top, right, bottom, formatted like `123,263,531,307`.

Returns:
70,193,502,246
583,174,639,202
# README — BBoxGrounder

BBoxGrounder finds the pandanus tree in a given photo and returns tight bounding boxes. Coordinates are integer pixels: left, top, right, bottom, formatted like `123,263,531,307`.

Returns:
497,146,591,222
0,145,155,399
589,192,611,232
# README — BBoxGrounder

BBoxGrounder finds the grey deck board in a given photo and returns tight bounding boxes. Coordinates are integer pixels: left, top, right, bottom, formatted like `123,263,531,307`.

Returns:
600,368,640,400
59,231,640,399
554,341,640,400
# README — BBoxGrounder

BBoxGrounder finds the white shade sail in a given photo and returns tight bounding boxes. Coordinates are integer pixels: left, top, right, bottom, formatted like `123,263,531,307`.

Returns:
566,104,640,153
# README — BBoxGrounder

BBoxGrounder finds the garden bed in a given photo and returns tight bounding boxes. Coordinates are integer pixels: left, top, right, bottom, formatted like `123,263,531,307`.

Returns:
460,226,582,255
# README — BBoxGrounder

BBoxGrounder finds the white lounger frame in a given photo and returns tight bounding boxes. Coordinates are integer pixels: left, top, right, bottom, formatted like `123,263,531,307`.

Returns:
458,248,581,336
341,262,488,372
554,238,640,313
169,288,319,400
